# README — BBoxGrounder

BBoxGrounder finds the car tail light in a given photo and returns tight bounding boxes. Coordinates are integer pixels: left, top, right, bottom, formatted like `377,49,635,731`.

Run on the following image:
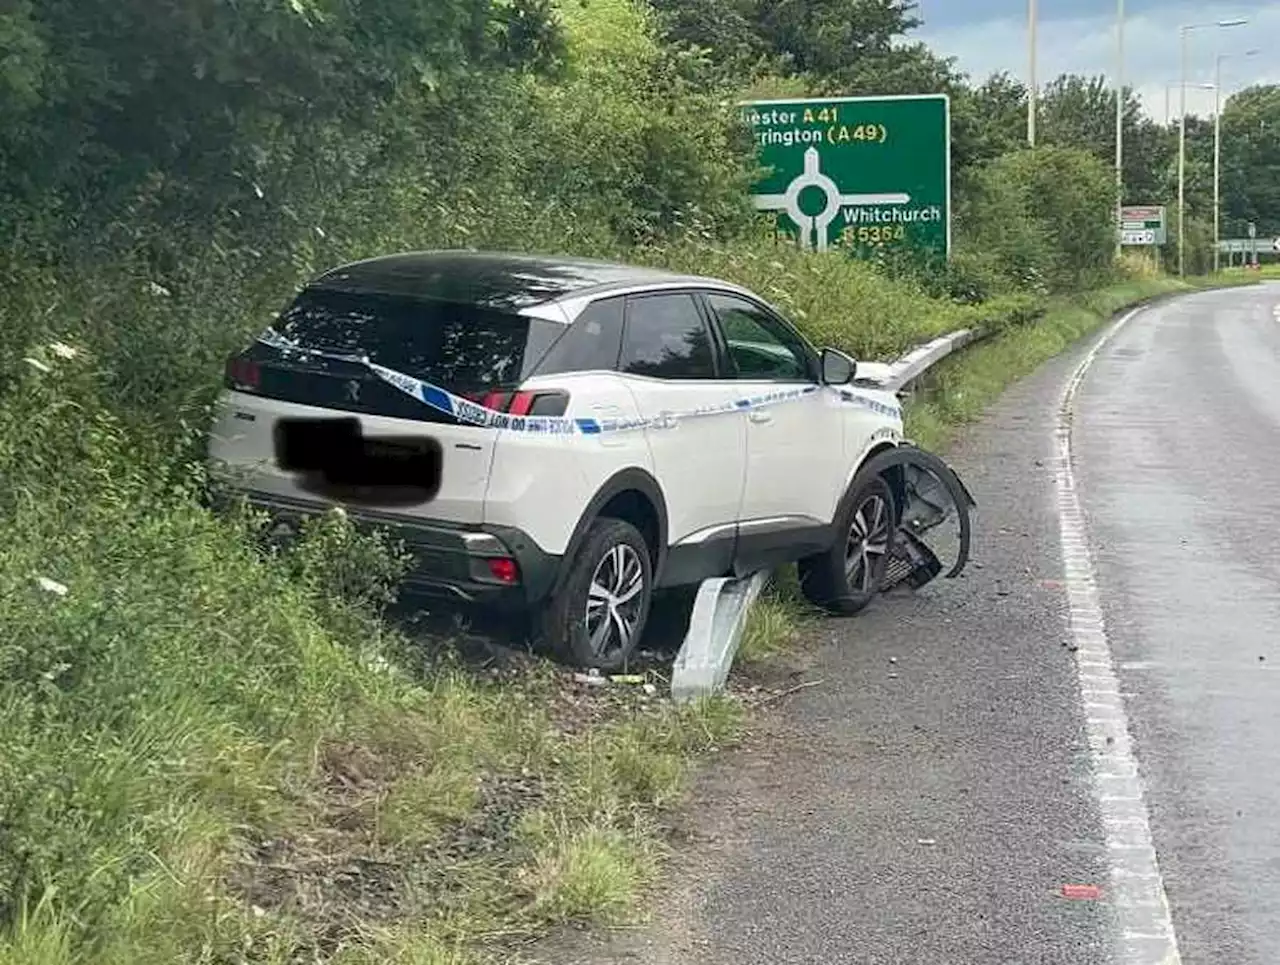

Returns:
225,356,261,390
467,388,570,418
486,557,519,584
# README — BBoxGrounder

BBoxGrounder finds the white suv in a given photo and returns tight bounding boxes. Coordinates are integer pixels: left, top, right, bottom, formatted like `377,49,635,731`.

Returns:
207,250,971,669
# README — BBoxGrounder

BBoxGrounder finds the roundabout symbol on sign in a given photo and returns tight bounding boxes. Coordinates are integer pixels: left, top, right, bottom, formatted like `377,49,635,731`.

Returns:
751,147,912,252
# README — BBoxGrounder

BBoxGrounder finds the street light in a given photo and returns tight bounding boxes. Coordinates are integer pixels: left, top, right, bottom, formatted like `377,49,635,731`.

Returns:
1179,18,1247,277
1166,83,1216,124
1028,0,1038,146
1114,0,1125,259
1214,48,1260,273
1167,83,1213,124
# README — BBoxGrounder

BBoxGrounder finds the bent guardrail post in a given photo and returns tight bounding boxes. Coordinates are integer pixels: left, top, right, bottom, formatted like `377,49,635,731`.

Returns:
670,569,772,703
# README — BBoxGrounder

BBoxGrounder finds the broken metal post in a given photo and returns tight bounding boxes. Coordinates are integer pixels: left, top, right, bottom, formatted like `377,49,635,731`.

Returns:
670,569,772,703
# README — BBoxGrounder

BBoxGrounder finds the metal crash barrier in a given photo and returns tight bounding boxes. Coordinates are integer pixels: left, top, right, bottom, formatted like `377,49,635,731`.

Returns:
670,445,976,703
670,569,773,703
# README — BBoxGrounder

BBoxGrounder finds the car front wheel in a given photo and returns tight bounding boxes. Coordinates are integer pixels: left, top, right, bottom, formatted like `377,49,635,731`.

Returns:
799,474,895,616
540,517,653,671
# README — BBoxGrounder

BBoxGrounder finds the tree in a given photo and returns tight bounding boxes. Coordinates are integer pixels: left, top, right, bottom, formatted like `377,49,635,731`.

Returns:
1220,84,1280,237
0,0,564,234
646,0,942,94
752,0,922,81
952,72,1027,173
1036,74,1172,207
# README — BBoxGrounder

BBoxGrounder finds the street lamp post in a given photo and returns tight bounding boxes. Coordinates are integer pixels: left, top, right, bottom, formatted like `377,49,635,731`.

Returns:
1167,83,1215,125
1213,49,1260,273
1179,19,1247,277
1115,0,1125,260
1028,0,1038,147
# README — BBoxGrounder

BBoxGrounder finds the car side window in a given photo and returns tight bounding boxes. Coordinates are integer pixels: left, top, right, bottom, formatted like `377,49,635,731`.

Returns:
619,293,717,380
705,293,812,382
530,296,625,376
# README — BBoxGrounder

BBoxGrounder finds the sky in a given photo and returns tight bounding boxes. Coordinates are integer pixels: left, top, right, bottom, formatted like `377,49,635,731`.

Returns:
916,0,1280,119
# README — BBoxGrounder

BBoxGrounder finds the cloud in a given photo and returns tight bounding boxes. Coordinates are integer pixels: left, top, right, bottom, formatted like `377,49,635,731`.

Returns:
920,1,1280,121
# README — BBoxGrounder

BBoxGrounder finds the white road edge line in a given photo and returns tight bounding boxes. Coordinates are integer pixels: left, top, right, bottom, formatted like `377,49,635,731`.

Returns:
1055,304,1183,965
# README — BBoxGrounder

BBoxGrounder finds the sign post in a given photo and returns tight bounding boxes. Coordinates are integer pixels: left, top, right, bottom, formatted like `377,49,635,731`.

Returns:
1217,237,1278,269
741,95,951,263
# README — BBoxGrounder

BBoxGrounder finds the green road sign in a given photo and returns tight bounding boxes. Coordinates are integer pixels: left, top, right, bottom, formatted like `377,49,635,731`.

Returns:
741,94,951,261
1119,205,1166,246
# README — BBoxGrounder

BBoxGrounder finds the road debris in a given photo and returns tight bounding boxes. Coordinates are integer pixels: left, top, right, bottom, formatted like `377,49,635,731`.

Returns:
757,680,825,706
1060,884,1102,900
35,576,69,596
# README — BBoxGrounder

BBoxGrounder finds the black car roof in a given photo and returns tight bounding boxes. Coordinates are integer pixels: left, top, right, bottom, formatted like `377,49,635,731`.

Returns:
310,250,712,312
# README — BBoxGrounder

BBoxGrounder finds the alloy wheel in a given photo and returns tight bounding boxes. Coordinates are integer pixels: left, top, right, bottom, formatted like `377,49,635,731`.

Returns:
845,493,891,594
585,543,646,660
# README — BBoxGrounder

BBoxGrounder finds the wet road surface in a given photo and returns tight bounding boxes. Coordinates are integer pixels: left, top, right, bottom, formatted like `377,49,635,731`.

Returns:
1075,285,1280,964
533,284,1280,965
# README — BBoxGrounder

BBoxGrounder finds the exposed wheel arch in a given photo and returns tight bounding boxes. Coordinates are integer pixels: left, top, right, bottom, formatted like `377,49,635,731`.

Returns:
853,443,977,579
859,441,906,522
558,467,669,591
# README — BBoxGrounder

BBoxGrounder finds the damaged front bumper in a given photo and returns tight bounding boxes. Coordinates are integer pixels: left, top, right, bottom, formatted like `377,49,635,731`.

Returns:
860,443,977,593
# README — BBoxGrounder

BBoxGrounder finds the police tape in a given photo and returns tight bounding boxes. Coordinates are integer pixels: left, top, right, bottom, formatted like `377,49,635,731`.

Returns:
255,329,902,434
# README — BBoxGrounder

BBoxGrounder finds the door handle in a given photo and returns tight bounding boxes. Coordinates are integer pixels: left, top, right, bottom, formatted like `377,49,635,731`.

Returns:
589,403,629,446
748,410,774,424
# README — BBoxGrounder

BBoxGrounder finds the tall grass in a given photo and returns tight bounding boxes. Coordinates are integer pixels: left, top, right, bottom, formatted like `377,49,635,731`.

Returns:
0,339,747,961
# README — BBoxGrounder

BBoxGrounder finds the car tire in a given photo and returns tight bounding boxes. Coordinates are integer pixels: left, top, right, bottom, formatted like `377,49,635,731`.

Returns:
539,517,653,671
798,473,896,616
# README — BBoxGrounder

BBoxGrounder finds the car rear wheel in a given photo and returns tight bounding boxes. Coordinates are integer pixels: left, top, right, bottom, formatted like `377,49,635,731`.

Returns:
540,517,653,671
799,474,895,616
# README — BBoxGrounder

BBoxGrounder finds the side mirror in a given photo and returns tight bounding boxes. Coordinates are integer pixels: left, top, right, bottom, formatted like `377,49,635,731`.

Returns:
820,347,857,386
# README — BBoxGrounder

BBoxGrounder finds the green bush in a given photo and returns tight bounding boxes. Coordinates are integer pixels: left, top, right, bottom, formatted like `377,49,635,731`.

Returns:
960,145,1118,294
1158,210,1215,276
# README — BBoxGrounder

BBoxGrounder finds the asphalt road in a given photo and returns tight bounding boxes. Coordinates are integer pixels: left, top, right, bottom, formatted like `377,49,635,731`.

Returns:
533,284,1280,965
1074,284,1280,965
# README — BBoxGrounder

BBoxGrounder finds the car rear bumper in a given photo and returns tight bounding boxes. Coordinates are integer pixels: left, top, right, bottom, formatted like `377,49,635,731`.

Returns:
209,487,562,608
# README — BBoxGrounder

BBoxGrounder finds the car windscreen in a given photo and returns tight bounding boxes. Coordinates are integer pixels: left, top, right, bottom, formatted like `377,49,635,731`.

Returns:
270,287,565,391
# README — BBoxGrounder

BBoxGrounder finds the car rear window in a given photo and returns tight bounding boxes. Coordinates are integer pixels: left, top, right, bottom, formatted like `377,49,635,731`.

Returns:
530,296,625,376
271,287,565,391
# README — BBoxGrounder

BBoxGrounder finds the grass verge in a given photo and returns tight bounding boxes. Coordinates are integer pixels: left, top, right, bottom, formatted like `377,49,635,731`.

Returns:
737,568,810,667
903,274,1257,451
0,348,745,964
1222,263,1280,280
